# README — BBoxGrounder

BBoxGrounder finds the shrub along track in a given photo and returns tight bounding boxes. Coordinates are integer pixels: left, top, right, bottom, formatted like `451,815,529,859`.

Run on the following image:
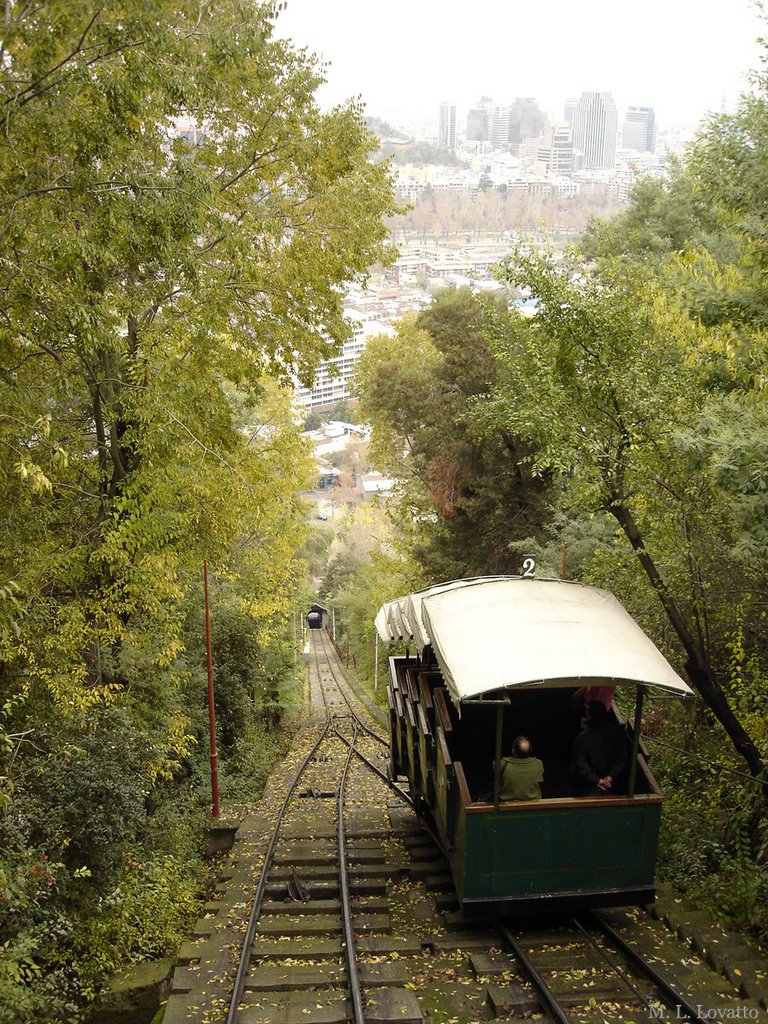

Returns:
160,632,767,1024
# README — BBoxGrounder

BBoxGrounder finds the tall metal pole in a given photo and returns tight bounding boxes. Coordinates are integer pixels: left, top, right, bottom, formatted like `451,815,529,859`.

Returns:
374,636,379,691
293,607,297,684
204,560,220,818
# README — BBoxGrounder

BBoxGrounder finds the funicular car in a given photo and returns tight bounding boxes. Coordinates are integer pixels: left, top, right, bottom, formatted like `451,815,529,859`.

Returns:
377,575,693,914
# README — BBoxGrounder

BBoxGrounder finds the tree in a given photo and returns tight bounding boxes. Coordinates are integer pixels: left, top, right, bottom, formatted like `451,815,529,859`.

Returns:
355,288,552,579
488,252,767,793
0,0,395,710
0,3,397,1008
687,90,768,327
579,162,720,262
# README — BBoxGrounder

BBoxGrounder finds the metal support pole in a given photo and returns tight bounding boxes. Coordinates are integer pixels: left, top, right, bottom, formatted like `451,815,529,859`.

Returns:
203,560,220,819
374,636,379,691
292,607,297,684
561,543,568,579
628,687,644,798
493,703,504,808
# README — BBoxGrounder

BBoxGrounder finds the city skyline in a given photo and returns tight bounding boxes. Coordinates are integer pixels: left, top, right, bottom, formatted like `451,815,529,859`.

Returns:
275,0,765,130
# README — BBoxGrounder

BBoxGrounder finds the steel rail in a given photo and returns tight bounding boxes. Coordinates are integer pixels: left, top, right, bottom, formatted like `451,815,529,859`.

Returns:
333,725,412,806
312,630,335,717
585,910,709,1024
337,721,366,1024
571,915,663,1015
224,717,331,1024
332,725,449,868
227,631,336,1023
226,631,402,1022
496,923,574,1024
317,629,389,748
320,629,460,942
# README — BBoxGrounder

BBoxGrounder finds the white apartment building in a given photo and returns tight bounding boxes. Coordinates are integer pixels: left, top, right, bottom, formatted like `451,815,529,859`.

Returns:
294,313,394,409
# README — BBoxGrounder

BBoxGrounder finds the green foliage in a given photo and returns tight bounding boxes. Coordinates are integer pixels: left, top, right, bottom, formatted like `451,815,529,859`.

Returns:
374,140,468,167
326,399,359,424
365,117,410,142
219,717,292,803
355,288,552,579
579,161,723,263
67,851,206,1001
303,410,325,431
687,92,768,326
653,708,768,942
297,524,335,581
487,252,768,779
10,707,150,871
0,0,394,714
318,504,423,689
0,1,394,1014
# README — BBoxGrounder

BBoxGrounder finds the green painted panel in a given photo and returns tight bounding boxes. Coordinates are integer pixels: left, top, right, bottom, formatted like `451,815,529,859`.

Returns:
458,802,661,900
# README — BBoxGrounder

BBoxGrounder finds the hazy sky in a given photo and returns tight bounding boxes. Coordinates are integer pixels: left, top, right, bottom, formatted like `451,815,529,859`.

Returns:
275,0,765,130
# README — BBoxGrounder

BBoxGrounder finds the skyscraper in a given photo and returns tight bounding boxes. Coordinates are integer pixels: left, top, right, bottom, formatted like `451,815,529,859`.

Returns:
439,102,457,151
623,106,657,152
507,97,547,153
537,123,575,175
573,92,618,169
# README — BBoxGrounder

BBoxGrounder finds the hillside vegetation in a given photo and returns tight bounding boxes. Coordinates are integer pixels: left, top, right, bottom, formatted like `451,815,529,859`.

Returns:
0,2,396,1018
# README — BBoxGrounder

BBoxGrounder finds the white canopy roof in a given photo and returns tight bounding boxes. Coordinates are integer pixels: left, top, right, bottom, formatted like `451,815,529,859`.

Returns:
374,598,405,643
404,576,511,651
388,600,413,641
415,578,693,704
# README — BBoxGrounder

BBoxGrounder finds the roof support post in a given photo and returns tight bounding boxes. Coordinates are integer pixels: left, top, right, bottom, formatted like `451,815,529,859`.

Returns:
493,702,504,808
628,687,645,798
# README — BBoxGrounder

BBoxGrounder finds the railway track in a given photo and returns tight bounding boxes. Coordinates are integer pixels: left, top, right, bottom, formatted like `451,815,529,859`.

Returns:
222,629,425,1024
494,907,765,1023
162,631,766,1024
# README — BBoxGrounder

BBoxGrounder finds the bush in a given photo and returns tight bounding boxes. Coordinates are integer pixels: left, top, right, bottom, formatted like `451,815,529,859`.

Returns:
652,706,768,945
65,849,207,1001
9,706,150,873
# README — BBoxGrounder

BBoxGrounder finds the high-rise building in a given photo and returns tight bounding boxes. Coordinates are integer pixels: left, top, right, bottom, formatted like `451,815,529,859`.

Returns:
467,97,494,142
536,123,575,174
439,102,457,151
573,91,618,169
623,106,656,152
490,105,512,149
508,97,547,153
469,97,546,153
466,104,491,142
295,315,393,408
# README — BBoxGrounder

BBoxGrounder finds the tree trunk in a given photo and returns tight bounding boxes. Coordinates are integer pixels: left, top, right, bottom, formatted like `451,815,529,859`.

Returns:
609,498,768,799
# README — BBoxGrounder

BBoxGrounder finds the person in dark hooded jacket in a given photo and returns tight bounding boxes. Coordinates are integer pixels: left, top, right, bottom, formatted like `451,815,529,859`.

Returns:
571,700,629,796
